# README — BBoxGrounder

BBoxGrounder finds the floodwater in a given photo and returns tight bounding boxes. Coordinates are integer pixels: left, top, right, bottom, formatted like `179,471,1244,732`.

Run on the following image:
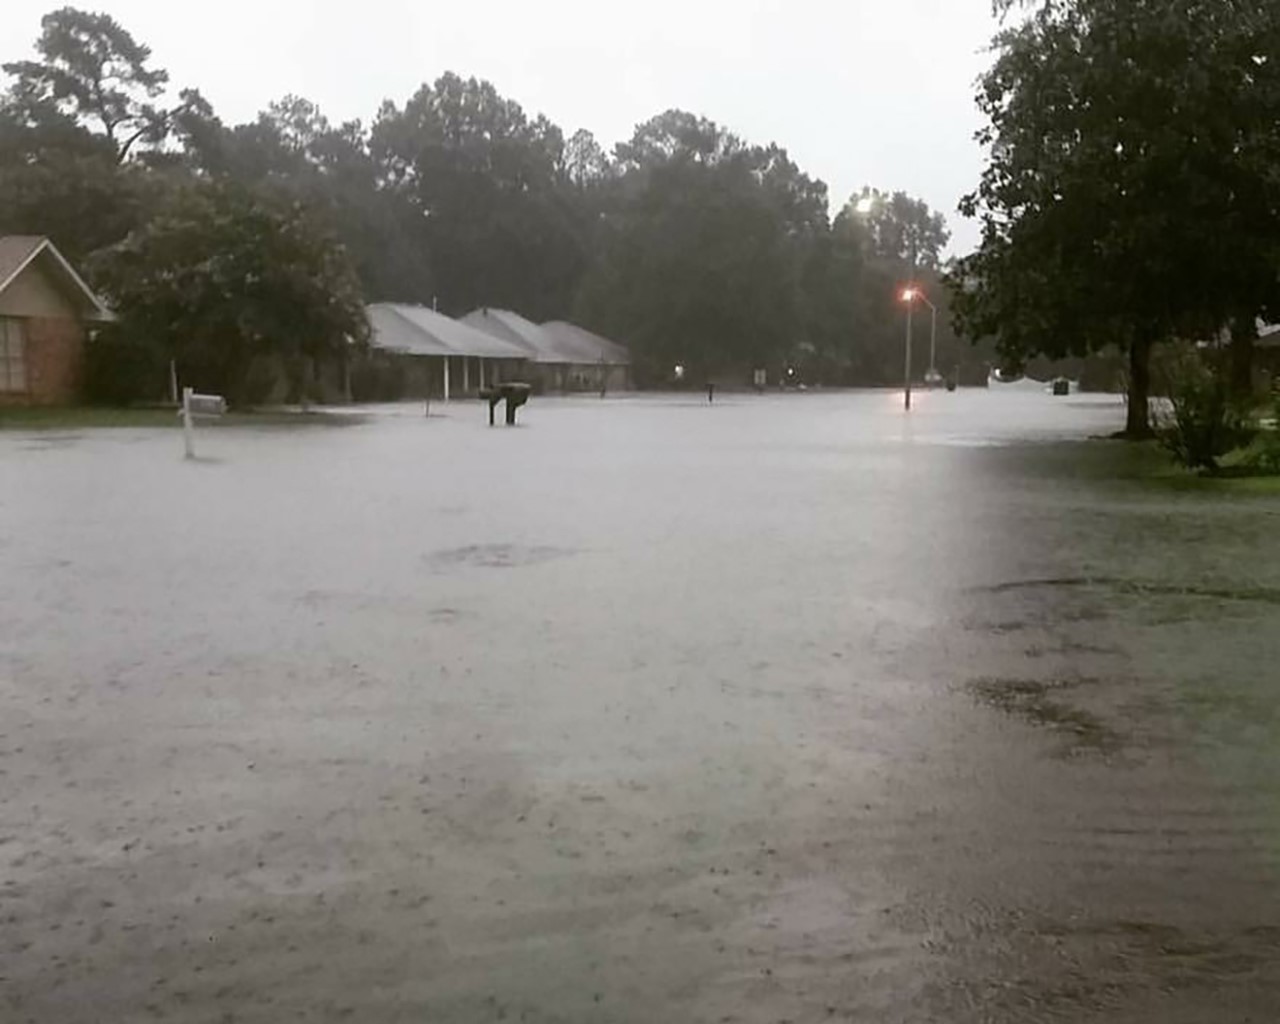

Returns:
3,389,1280,1023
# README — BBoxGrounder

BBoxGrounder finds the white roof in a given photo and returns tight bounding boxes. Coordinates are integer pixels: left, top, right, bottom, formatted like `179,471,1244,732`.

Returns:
367,304,528,359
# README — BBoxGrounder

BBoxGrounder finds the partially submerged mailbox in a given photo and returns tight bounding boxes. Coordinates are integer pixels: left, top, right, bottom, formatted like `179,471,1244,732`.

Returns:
178,386,226,458
479,382,532,426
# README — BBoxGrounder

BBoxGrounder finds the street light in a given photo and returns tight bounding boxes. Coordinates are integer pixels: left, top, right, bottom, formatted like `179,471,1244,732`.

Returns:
900,286,940,408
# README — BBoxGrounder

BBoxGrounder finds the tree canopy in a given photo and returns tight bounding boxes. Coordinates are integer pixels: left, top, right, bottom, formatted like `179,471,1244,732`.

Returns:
91,182,369,406
952,0,1280,435
2,6,173,162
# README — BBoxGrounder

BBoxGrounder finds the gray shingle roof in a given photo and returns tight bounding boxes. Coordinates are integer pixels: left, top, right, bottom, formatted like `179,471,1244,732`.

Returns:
367,304,529,359
462,308,631,366
460,308,568,364
540,320,631,366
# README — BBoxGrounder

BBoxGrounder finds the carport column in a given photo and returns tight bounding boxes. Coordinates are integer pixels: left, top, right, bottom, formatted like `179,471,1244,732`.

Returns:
443,356,451,401
463,357,470,395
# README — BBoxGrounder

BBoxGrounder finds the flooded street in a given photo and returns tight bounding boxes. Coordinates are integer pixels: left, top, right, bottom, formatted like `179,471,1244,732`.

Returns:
4,390,1280,1022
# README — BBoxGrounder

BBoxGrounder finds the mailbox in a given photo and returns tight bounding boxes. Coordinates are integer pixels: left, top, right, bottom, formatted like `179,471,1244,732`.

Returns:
188,393,227,417
179,386,226,459
479,382,532,426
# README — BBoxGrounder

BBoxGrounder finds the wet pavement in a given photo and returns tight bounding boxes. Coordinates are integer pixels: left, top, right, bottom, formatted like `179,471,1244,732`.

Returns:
3,389,1280,1022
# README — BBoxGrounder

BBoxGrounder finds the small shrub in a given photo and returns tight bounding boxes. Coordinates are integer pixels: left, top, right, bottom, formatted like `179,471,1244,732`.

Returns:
349,353,406,402
1155,343,1252,473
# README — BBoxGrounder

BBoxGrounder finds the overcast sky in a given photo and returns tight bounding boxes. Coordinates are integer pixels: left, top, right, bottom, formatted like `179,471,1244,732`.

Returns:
5,0,1000,252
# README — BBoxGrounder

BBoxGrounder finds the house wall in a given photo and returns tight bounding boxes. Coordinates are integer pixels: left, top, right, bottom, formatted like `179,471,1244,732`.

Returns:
0,263,86,405
528,362,632,394
0,316,85,405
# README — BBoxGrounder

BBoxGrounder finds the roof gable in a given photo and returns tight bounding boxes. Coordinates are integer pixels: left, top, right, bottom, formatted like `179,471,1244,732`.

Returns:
0,236,113,321
461,308,579,364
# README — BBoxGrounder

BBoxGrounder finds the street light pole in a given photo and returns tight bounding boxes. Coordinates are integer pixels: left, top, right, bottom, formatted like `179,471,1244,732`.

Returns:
915,294,938,384
903,288,941,395
929,302,938,382
904,296,914,411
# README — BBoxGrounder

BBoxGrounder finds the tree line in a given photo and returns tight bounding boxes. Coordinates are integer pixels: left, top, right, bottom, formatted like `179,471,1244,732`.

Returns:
1,6,971,402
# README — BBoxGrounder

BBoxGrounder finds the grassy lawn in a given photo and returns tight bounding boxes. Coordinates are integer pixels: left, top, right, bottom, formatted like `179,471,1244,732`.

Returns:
0,405,364,431
991,435,1280,496
1114,441,1280,495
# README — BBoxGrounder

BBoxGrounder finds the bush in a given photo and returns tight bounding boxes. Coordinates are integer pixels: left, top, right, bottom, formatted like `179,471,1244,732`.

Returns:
349,353,406,402
82,329,169,406
1238,398,1280,474
1155,343,1253,473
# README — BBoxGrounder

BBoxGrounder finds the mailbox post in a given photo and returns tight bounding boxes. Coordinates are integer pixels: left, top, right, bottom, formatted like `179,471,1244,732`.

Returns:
179,386,227,459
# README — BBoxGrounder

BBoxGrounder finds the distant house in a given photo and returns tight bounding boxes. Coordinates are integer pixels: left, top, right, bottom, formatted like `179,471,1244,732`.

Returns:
461,308,632,393
0,237,113,405
365,303,529,399
540,320,633,393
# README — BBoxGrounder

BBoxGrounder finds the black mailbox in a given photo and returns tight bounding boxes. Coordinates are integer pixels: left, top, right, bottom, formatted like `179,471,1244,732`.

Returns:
479,382,532,426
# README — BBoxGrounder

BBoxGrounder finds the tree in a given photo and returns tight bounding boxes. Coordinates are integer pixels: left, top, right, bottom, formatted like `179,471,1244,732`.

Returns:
91,181,369,406
171,92,436,305
574,112,813,381
561,129,613,187
0,93,147,260
3,7,174,162
952,0,1280,436
847,189,950,271
616,109,741,170
370,73,583,319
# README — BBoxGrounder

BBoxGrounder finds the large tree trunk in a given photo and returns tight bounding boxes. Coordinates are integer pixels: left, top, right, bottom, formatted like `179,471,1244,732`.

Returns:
1125,333,1154,439
1229,316,1256,400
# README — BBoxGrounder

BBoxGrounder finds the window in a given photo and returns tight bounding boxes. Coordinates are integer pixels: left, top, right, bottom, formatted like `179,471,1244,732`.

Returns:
0,318,28,393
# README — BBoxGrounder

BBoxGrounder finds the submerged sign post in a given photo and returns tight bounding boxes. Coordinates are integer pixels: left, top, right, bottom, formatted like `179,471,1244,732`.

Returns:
179,386,226,459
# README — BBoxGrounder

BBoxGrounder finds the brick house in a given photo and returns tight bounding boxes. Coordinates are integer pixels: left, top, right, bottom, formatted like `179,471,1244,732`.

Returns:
0,237,113,405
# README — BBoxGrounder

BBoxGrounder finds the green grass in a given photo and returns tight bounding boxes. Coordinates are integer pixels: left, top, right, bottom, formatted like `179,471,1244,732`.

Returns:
1002,435,1280,496
0,405,364,431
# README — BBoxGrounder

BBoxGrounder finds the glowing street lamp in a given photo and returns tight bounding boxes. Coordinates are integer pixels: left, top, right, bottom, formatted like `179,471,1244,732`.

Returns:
900,287,918,410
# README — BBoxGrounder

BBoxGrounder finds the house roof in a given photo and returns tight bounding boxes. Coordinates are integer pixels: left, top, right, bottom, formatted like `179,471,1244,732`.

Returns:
540,320,631,366
460,308,570,364
367,303,529,360
462,307,629,366
0,236,114,321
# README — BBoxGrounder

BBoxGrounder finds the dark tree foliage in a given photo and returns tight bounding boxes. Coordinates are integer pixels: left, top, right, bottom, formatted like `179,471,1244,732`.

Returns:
952,0,1280,435
3,6,175,162
370,73,585,319
91,182,369,406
